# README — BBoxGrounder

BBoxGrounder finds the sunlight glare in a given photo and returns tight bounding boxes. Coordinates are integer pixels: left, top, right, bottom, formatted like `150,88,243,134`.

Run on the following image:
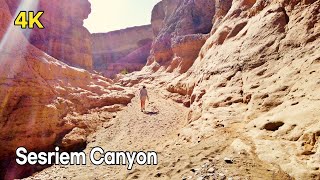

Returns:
0,0,39,51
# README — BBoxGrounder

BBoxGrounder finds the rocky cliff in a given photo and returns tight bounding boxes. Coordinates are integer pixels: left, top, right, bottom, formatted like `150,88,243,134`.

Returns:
5,0,93,70
1,0,319,179
120,0,320,179
145,0,215,73
92,25,153,77
0,1,134,179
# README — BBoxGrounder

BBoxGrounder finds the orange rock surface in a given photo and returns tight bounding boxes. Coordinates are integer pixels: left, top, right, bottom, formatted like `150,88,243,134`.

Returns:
1,0,319,179
0,1,134,178
5,0,93,70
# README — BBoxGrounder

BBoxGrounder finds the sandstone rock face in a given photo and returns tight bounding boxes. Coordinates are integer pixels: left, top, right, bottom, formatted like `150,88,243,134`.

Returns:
168,34,208,73
120,0,319,178
5,0,93,70
0,1,134,179
166,0,320,179
145,0,215,73
92,25,153,77
0,44,134,179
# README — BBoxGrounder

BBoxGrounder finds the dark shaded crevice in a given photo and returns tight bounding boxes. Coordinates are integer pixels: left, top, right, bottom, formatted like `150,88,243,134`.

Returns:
282,8,290,24
263,121,284,131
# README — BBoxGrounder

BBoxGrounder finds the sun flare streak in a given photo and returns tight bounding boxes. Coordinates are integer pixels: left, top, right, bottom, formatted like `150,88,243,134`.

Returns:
0,0,39,51
0,0,40,127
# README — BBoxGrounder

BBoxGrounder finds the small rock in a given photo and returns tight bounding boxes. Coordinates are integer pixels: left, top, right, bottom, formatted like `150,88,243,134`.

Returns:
201,164,208,168
197,176,205,180
61,128,87,150
208,167,215,173
218,173,226,180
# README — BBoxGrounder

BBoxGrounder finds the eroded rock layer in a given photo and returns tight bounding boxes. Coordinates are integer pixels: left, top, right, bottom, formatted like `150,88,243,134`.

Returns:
167,0,320,179
145,0,215,73
0,1,134,179
92,25,153,77
120,0,320,179
5,0,93,70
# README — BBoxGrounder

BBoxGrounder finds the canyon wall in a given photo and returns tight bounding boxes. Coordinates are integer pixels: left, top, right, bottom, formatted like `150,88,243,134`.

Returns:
5,0,93,70
1,0,319,179
168,0,320,178
145,0,215,73
91,0,216,78
121,0,320,179
0,0,134,179
92,25,153,77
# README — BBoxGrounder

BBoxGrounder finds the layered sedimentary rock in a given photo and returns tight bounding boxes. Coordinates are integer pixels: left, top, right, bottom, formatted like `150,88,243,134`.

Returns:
5,0,93,70
145,0,215,73
92,25,153,77
166,0,320,179
0,1,134,179
120,0,320,179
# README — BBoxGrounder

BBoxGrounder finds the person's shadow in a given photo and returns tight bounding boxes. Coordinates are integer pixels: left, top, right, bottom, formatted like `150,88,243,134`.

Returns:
143,104,159,115
144,111,159,115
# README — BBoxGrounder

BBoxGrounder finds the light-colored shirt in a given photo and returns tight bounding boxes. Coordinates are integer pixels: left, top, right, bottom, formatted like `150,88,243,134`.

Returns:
140,88,148,97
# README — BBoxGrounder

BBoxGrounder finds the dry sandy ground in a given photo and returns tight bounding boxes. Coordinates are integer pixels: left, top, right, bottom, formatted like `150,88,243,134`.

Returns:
25,87,292,180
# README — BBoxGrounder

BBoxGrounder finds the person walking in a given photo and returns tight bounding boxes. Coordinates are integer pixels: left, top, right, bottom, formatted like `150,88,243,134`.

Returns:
139,86,149,112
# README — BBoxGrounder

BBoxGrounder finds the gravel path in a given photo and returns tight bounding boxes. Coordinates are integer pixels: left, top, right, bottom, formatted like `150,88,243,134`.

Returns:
26,88,189,180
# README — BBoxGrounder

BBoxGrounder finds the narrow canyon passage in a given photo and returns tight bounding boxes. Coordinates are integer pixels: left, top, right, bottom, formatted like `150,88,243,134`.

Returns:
25,87,189,179
25,87,291,180
1,0,319,179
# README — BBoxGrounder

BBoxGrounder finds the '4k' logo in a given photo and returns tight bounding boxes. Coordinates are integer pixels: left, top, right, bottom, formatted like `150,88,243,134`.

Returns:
14,11,44,29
